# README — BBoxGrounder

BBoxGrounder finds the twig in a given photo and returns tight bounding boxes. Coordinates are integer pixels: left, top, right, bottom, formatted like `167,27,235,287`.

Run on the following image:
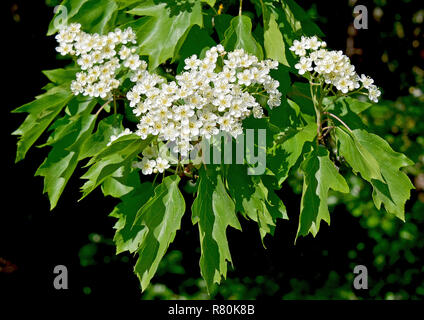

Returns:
113,95,117,114
95,99,113,116
323,112,353,133
322,126,335,139
322,126,335,132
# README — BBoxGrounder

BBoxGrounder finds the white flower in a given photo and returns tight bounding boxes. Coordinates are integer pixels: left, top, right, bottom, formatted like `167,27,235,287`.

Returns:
295,57,313,75
71,80,84,94
136,124,150,139
216,44,225,53
155,157,170,173
77,55,93,70
138,158,156,175
360,74,374,89
336,78,351,94
237,69,253,86
213,94,231,112
289,39,306,56
307,36,322,51
184,55,200,70
119,46,131,60
368,85,381,102
124,55,141,70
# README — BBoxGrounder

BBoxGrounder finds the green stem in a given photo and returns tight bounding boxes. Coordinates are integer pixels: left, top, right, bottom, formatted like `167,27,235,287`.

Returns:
113,95,117,114
166,168,176,174
310,81,322,142
95,99,112,116
324,111,353,133
152,173,159,186
239,0,243,16
252,92,268,98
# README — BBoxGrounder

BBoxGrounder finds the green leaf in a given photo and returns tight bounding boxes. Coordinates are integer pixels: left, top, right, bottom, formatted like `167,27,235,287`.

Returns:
337,128,414,220
102,167,140,198
202,0,216,7
115,0,144,9
134,175,185,291
110,180,154,255
35,99,97,209
191,166,241,293
42,66,79,85
269,64,291,98
176,25,216,73
325,96,372,115
39,97,97,147
335,128,383,182
222,15,264,60
12,85,73,162
280,0,324,37
264,13,288,66
80,134,153,198
48,0,118,35
287,82,317,124
79,114,124,160
227,165,287,244
214,14,233,42
272,0,323,68
127,0,203,69
48,0,87,35
297,146,349,240
268,122,317,185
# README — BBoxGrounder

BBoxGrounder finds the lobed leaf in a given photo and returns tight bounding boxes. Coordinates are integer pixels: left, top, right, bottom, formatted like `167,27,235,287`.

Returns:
79,114,124,160
48,0,118,35
192,166,241,293
12,85,73,162
35,98,97,209
80,134,153,199
268,122,317,185
227,165,287,244
335,128,383,182
222,15,264,60
297,145,350,240
110,180,154,255
42,66,79,85
336,128,414,220
127,0,203,70
133,175,185,291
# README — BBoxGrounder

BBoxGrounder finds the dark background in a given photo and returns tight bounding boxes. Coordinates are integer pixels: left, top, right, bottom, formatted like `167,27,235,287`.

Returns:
2,0,423,301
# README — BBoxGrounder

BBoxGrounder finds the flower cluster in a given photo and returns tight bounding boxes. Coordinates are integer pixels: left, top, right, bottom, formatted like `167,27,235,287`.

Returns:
126,45,281,164
134,157,170,175
56,23,144,99
57,24,282,176
290,36,381,102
